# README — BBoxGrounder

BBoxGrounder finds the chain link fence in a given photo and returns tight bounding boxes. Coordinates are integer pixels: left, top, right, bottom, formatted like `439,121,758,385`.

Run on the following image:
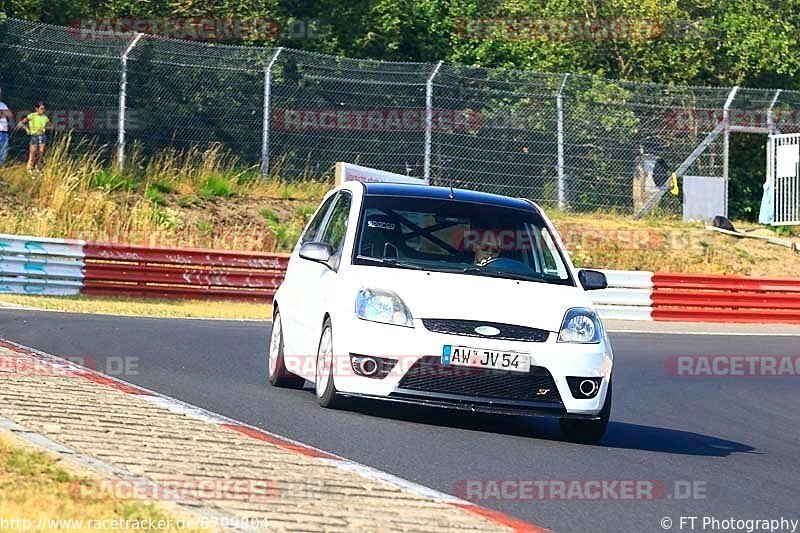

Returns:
2,17,798,214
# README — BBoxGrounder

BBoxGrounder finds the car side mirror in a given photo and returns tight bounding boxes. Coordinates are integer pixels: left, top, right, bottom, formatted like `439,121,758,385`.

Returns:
578,269,607,291
299,241,333,266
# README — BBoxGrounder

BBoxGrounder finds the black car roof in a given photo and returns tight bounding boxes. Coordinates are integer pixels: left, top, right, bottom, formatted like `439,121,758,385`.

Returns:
362,183,534,211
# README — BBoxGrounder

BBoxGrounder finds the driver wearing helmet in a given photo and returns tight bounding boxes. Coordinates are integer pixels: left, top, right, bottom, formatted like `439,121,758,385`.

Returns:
473,235,501,266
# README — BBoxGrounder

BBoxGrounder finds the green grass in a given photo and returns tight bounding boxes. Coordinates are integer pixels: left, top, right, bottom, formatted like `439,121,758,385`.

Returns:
198,175,234,199
176,195,202,207
149,180,175,194
145,186,166,205
273,226,302,250
295,204,317,218
4,443,73,482
264,218,302,251
259,207,303,250
234,169,262,186
90,170,136,192
196,220,215,235
260,207,280,224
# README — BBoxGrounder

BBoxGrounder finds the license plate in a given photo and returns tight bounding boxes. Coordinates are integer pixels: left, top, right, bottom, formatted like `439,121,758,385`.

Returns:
442,345,531,373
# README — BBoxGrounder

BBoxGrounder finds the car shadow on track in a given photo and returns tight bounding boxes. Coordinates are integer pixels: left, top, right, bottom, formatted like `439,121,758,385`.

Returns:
336,396,755,457
600,421,756,456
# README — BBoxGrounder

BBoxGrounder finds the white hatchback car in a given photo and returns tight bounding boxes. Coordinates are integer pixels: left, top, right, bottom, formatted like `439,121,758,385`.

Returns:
269,181,614,443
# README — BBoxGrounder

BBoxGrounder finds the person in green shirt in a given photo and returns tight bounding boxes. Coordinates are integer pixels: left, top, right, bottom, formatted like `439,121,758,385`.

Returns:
15,101,52,171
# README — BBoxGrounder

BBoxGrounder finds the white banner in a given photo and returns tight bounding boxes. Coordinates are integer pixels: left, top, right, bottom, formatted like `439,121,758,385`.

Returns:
334,162,427,186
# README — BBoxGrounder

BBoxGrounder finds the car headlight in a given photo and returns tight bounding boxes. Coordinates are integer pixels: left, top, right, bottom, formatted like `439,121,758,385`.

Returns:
355,288,414,327
557,308,602,343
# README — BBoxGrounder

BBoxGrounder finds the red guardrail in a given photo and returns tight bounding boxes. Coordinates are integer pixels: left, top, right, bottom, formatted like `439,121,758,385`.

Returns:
652,273,800,324
78,241,800,323
83,243,289,301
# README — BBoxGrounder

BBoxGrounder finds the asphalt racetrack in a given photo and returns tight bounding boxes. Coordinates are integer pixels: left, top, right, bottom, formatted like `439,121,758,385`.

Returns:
1,309,798,532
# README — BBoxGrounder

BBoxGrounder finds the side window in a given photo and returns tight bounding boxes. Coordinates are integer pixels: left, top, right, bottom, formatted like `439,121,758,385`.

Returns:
319,192,352,266
535,227,569,280
301,194,337,244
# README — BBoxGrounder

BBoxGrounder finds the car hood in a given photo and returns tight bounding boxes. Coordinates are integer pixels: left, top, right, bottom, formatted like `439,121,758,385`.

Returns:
346,266,593,332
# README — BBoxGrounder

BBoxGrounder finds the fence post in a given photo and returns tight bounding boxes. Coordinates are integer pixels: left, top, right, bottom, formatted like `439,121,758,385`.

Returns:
116,33,144,173
722,86,739,217
767,89,782,134
260,47,283,178
557,73,570,210
424,61,444,182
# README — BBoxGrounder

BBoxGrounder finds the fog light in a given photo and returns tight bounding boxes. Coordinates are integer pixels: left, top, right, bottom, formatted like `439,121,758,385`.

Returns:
350,354,397,379
566,377,602,399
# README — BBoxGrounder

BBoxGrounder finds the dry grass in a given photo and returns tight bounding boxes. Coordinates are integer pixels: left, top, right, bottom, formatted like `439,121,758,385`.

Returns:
0,136,330,251
0,294,271,320
0,435,209,532
550,211,800,276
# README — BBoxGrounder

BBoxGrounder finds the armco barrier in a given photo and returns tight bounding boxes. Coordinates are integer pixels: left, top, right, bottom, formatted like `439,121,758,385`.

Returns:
590,269,654,321
0,234,85,296
2,233,800,324
652,273,800,324
82,243,289,301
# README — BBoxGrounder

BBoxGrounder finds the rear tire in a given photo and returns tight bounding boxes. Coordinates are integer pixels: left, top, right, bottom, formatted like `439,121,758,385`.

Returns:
268,311,305,389
559,381,612,444
315,318,344,409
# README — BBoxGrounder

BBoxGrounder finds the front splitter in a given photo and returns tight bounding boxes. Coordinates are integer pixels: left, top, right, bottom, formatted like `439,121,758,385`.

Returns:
338,391,601,420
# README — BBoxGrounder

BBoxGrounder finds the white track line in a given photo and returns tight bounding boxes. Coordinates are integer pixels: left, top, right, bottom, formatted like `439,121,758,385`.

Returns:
606,328,800,336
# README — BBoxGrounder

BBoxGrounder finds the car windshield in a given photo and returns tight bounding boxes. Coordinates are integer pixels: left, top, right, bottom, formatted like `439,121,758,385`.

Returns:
352,195,574,286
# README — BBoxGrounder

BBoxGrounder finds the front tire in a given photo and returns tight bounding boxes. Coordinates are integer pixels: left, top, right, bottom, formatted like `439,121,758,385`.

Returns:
559,381,612,444
315,318,344,408
268,311,305,389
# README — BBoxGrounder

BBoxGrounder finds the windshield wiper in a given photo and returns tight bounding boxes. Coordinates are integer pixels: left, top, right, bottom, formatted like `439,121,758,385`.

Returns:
460,267,548,283
355,255,424,270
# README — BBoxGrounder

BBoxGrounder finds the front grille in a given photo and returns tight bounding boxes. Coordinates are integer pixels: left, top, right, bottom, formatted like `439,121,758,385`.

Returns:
421,319,549,342
398,356,562,403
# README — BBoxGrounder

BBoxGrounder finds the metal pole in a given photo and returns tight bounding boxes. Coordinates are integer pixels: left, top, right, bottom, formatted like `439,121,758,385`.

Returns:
116,33,143,173
767,89,782,134
424,60,444,182
261,47,283,178
722,86,739,217
556,73,570,210
766,135,774,224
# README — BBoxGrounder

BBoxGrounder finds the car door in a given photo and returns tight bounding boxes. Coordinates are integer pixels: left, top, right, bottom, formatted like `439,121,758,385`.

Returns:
279,193,337,357
296,191,353,356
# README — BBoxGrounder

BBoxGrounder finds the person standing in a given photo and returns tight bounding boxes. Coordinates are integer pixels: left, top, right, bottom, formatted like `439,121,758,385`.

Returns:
15,101,51,171
0,88,11,166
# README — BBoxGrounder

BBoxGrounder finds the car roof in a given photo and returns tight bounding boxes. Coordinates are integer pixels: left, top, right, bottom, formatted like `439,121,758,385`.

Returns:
362,183,534,211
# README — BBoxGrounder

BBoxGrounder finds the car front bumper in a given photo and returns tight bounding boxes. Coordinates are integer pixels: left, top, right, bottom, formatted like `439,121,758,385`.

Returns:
332,315,613,416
